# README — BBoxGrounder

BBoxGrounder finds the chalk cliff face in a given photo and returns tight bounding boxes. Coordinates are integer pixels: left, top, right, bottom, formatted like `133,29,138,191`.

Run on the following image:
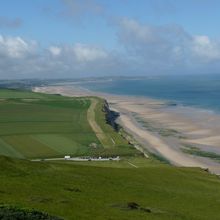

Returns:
103,100,120,131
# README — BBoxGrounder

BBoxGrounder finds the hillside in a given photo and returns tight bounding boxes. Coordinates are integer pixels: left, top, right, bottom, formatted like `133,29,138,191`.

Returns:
1,89,220,220
1,156,220,220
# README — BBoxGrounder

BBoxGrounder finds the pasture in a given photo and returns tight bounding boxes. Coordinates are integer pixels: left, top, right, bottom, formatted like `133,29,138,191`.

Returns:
0,89,137,159
1,156,220,220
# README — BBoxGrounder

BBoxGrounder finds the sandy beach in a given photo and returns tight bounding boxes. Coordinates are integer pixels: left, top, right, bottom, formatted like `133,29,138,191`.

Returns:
33,85,220,174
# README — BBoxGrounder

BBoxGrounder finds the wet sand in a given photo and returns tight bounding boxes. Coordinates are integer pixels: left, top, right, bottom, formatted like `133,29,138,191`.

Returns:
33,85,220,174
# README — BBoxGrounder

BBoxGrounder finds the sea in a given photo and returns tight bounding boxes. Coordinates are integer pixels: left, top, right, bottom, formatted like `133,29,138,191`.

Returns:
75,74,220,113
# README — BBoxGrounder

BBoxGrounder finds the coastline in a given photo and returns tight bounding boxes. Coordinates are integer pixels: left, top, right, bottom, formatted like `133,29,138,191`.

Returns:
33,85,220,174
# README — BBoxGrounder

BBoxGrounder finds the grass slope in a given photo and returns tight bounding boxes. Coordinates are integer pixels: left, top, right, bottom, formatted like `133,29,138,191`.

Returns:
1,156,220,220
1,89,220,220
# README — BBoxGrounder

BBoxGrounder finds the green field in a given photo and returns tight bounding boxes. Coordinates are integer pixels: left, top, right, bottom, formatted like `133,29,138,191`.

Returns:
0,89,137,159
1,156,220,220
1,89,220,220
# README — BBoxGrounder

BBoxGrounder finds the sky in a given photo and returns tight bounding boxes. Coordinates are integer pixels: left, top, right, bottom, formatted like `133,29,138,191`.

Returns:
1,0,220,79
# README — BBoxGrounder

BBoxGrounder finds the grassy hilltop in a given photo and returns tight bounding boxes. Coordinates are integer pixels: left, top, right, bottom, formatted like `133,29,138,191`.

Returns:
1,89,220,220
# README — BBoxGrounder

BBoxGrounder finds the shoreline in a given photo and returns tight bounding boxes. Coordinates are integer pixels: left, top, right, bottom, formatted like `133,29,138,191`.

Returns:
33,85,220,174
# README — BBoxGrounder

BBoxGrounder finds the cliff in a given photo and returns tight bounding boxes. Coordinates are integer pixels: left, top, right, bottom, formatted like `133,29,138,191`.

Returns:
103,100,120,131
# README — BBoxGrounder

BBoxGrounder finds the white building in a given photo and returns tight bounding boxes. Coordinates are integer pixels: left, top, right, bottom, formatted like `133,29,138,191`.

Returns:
64,155,71,160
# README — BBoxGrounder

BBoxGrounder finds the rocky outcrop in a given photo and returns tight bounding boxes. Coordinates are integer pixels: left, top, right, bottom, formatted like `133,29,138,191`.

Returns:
103,100,120,131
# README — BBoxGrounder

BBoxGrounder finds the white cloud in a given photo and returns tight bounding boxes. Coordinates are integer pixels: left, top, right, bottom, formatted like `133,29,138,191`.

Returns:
118,18,155,43
1,20,220,79
115,18,189,69
49,46,62,56
0,35,36,58
115,18,220,73
0,35,117,79
192,35,220,60
73,43,108,62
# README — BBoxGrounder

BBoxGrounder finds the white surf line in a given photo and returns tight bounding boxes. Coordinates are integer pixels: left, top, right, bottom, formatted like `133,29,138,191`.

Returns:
127,161,138,168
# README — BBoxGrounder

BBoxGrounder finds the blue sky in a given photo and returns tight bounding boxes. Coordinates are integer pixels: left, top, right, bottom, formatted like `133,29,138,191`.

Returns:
0,0,220,78
2,0,220,44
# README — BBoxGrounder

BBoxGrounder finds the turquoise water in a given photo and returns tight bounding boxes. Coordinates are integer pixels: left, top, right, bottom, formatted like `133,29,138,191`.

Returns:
78,75,220,112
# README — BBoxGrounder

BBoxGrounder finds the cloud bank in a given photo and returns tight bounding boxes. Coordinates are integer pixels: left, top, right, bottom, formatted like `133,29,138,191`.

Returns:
1,18,220,79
